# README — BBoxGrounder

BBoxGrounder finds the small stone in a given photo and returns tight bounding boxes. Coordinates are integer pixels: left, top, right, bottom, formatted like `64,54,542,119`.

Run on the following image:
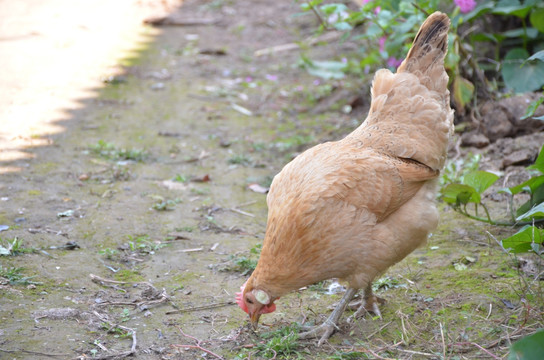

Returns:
461,131,490,148
78,173,89,181
502,149,535,168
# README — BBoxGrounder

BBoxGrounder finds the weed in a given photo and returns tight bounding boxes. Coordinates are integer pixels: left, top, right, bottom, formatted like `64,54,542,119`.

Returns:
99,247,118,260
120,308,131,322
256,324,305,359
225,243,262,275
89,140,146,162
228,154,252,165
126,235,168,255
0,237,34,256
173,174,188,183
152,198,179,211
372,276,406,292
274,134,315,152
175,226,194,232
0,266,40,285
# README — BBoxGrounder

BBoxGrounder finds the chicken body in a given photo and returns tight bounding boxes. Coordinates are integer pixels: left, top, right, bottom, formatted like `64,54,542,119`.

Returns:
239,12,453,344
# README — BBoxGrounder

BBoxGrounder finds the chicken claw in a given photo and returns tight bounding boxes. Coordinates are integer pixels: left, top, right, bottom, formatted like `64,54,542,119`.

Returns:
347,286,385,323
299,288,357,346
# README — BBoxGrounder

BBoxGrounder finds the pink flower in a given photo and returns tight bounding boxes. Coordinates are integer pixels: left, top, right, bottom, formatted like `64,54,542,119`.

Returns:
374,6,381,14
454,0,476,13
387,57,403,68
379,36,386,52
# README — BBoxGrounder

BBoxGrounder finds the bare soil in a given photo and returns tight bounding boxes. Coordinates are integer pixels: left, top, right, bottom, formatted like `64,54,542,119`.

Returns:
1,0,542,359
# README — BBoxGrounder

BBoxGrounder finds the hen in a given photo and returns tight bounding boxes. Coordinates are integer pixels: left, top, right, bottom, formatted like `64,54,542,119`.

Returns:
236,12,453,344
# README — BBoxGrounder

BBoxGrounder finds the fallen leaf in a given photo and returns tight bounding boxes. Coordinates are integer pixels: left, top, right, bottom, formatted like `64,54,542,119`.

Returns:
167,232,191,240
191,174,211,183
247,183,269,194
160,180,187,191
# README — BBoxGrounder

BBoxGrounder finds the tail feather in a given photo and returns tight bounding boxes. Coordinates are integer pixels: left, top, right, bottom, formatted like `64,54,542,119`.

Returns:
397,12,450,76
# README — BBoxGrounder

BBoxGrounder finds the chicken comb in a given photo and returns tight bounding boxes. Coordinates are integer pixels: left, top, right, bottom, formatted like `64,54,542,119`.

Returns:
235,281,249,313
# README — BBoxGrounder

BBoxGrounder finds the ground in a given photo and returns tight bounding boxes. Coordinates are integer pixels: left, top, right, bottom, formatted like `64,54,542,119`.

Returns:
0,0,543,359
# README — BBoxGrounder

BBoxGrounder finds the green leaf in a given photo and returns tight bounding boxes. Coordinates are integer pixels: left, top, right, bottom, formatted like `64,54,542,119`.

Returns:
530,8,544,33
502,48,544,93
505,175,544,195
441,184,480,205
0,245,10,256
462,2,493,22
333,22,352,31
303,60,347,79
453,76,474,109
528,145,544,173
463,171,499,194
508,329,544,360
516,203,544,222
527,50,544,63
520,97,544,120
502,28,539,39
493,0,533,18
501,225,544,254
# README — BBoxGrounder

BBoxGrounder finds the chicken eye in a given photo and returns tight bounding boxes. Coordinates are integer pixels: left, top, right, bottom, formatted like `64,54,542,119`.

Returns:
246,297,253,304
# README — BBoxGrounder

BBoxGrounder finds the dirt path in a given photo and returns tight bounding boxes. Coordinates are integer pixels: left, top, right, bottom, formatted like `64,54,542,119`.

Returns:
1,1,541,359
0,0,178,172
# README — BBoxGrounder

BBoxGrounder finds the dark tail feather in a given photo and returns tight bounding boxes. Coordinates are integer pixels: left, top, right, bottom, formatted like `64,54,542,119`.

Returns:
397,12,450,74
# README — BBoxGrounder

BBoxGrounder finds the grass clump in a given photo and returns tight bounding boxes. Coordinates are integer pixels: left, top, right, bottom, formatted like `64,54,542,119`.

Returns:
89,140,147,162
0,266,40,285
0,237,35,256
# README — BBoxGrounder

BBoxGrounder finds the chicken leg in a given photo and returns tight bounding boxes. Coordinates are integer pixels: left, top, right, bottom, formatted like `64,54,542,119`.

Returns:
298,287,357,346
299,284,384,345
348,284,384,323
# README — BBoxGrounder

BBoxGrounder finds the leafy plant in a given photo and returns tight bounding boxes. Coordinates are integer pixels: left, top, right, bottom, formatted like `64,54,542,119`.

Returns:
225,243,262,275
89,140,147,162
0,266,40,285
256,324,305,359
297,0,544,114
151,199,179,211
126,235,168,255
441,144,544,228
0,237,34,256
508,329,544,360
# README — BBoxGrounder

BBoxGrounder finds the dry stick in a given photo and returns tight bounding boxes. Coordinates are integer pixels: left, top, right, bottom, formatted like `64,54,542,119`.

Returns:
166,301,235,315
88,311,137,360
439,322,446,360
172,326,224,359
229,207,255,217
254,31,341,57
451,342,501,360
396,348,435,357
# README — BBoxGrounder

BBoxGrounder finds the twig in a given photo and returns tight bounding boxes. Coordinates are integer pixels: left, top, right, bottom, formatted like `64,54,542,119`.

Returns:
439,322,446,360
306,0,329,30
172,326,224,359
236,200,257,208
229,207,255,217
90,273,130,285
450,342,501,359
254,31,341,57
411,2,431,16
365,321,393,340
90,311,137,359
396,348,435,357
177,247,203,253
166,301,235,315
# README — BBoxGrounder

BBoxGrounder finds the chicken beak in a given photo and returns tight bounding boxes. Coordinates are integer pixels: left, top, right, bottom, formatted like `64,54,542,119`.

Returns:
249,312,261,329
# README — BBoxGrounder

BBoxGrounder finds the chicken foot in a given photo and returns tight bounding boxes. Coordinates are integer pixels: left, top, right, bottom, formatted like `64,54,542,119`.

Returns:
298,287,357,346
347,284,384,323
